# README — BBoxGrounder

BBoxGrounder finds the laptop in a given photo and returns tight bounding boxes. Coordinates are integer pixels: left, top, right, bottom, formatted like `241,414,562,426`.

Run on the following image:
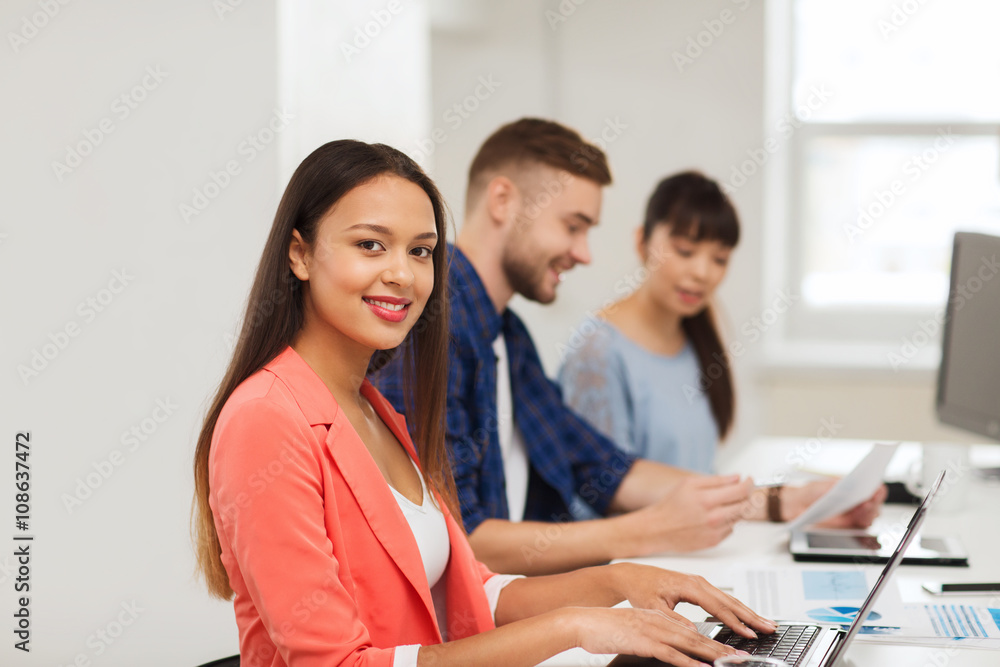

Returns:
608,470,947,667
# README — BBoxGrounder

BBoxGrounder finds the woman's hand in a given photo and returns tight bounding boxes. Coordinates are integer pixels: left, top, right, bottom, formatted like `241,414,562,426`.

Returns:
782,480,889,528
609,563,777,640
570,606,752,667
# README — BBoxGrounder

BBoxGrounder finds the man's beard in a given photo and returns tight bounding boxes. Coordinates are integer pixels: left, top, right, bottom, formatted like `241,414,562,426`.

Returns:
501,241,555,304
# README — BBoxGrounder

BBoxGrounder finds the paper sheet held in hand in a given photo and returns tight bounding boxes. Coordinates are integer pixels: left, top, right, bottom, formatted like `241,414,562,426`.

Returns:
786,442,899,531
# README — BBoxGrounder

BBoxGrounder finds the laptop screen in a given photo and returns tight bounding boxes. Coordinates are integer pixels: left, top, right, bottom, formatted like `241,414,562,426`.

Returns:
824,470,946,665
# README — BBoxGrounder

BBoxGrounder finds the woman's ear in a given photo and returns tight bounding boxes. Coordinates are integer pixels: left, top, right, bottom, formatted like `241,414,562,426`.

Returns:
288,229,310,281
634,226,647,264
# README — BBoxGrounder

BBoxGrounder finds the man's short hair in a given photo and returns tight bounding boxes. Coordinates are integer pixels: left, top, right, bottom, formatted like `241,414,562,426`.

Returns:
466,118,612,205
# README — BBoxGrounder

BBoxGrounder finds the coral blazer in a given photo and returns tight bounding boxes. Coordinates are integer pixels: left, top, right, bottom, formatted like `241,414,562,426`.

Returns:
209,346,496,667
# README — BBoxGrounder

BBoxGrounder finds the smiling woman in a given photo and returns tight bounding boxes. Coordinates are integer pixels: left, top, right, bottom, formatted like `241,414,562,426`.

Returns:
191,142,774,667
287,176,438,364
559,171,740,477
557,172,887,526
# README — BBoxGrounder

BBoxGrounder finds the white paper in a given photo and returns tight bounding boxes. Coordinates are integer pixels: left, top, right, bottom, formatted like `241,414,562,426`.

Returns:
734,567,908,627
786,442,900,531
732,567,1000,650
853,604,1000,649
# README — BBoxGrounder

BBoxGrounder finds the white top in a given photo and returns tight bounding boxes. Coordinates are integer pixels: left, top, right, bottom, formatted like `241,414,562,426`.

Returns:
494,333,530,522
389,461,450,588
390,456,524,667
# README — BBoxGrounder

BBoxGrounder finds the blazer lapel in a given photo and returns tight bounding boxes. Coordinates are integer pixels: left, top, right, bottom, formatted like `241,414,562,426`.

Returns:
323,389,441,637
267,348,442,636
366,383,496,640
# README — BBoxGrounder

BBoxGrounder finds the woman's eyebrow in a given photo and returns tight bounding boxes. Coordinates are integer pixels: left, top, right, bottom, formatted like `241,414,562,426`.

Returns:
345,223,393,235
345,224,437,242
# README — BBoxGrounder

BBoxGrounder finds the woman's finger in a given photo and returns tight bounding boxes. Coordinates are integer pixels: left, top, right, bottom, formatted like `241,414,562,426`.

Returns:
658,607,698,631
676,578,777,637
648,621,744,664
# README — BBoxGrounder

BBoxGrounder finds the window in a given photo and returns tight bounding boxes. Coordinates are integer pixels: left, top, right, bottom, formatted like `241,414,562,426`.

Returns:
766,0,1000,363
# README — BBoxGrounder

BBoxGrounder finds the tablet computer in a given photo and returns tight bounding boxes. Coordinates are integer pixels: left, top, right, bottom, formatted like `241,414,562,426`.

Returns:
789,528,968,567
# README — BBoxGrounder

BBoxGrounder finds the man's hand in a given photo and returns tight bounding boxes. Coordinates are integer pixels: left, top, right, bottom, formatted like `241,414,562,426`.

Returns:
624,474,755,554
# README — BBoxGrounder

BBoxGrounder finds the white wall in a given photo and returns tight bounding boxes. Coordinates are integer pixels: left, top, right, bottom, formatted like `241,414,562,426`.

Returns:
2,1,279,663
277,0,431,182
1,0,430,664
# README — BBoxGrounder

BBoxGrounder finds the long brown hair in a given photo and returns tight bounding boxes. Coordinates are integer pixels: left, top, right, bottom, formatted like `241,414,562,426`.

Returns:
193,140,455,599
642,171,740,440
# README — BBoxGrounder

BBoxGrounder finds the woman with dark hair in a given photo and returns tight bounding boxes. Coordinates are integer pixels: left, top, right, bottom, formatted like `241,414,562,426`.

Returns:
193,144,773,666
559,171,886,525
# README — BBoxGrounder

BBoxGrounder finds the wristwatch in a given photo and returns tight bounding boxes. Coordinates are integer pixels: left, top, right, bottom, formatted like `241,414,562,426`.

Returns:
767,485,784,522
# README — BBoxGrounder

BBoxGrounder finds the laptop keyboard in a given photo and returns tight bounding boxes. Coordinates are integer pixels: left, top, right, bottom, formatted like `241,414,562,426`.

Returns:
714,624,820,666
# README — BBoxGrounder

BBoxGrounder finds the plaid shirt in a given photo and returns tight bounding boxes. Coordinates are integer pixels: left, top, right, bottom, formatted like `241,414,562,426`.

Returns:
373,246,636,533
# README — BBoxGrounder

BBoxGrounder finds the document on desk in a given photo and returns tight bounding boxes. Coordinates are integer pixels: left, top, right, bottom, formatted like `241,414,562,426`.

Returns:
733,568,1000,648
734,567,907,627
851,604,1000,649
786,442,899,531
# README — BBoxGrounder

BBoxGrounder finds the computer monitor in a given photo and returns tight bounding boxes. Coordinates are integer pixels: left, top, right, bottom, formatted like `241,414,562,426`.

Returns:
935,231,1000,477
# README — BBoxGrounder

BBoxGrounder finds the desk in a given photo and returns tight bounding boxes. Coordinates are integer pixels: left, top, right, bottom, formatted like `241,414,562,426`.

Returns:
541,438,1000,666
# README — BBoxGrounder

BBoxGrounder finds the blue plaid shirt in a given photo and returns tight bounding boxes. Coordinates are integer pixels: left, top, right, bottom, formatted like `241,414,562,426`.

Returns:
373,246,636,533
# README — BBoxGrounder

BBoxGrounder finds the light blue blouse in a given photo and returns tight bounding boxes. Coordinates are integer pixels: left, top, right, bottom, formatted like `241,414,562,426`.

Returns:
558,316,719,488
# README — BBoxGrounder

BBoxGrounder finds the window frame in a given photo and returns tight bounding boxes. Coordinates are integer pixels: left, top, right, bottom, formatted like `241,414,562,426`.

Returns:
762,0,1000,371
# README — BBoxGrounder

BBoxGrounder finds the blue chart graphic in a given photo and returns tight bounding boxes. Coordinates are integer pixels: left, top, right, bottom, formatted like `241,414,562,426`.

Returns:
807,606,882,624
802,571,868,600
